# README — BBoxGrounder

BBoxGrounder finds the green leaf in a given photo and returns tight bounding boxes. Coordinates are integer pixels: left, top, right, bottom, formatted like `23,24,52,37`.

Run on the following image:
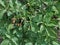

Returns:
45,28,50,36
43,12,53,23
7,24,14,33
25,42,32,45
1,39,10,45
5,34,18,45
7,24,14,30
9,0,14,8
0,0,5,7
0,9,6,19
52,6,59,14
45,23,56,27
39,25,44,33
52,41,59,45
32,15,42,23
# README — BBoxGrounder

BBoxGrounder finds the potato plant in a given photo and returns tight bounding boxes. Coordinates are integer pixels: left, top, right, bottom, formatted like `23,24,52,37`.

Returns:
0,0,60,45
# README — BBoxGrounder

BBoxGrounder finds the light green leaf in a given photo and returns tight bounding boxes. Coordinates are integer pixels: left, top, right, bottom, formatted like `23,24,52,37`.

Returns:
0,0,5,7
52,6,59,14
25,42,32,45
52,41,59,45
45,23,56,27
40,25,44,33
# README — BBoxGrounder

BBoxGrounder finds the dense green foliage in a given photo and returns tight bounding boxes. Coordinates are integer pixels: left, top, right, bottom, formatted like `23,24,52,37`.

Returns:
0,0,60,45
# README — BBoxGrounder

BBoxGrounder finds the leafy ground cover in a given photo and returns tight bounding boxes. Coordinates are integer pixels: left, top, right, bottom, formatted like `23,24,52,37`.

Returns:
0,0,60,45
